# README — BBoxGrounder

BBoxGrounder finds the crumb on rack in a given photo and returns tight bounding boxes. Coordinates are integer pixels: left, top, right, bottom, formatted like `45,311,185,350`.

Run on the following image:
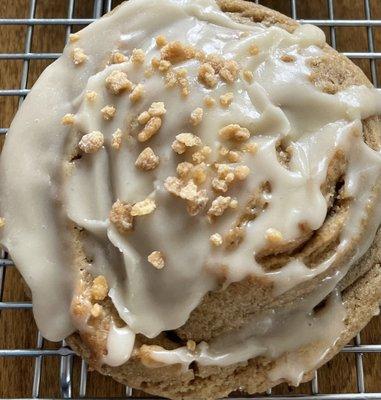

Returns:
137,117,162,142
101,105,116,120
61,113,75,125
79,131,104,153
129,83,145,103
111,129,123,150
148,251,165,269
219,92,233,108
72,47,88,65
210,233,223,246
110,199,134,233
131,48,145,64
190,107,203,126
69,33,80,43
105,70,133,94
91,275,108,301
135,147,160,171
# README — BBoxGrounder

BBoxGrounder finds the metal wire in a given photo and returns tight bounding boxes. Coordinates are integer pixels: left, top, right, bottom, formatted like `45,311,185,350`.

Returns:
0,0,380,399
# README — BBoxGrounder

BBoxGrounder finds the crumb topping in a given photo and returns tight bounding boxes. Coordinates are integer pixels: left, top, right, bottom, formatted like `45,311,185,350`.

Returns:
161,41,194,63
148,102,166,117
219,92,233,108
243,70,254,82
156,35,167,48
281,54,296,63
138,116,162,142
265,228,283,244
135,147,160,171
91,275,108,301
207,196,234,218
219,124,250,142
219,60,239,83
110,200,133,233
190,107,203,126
69,33,80,43
249,44,259,56
111,129,123,150
234,165,250,180
72,47,88,65
138,111,151,125
242,142,258,154
86,90,98,102
105,70,133,94
148,251,165,269
204,96,216,107
131,48,145,64
111,51,127,64
186,340,196,352
101,105,116,120
0,217,5,228
198,63,218,88
61,113,75,125
79,131,104,153
172,133,201,154
131,198,156,216
90,303,103,318
210,233,223,246
129,83,145,103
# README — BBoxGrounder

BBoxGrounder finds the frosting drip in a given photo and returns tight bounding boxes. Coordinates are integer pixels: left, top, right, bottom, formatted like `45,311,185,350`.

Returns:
1,0,381,383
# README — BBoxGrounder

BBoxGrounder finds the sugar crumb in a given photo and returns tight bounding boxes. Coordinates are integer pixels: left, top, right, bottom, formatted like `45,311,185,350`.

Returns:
131,48,145,64
219,92,233,108
210,233,223,246
101,105,116,120
148,251,165,269
190,107,203,126
131,198,156,216
135,147,160,171
137,117,162,142
111,128,123,150
61,113,75,125
79,131,104,153
110,199,133,233
72,47,88,65
91,275,108,301
129,83,145,103
105,70,133,95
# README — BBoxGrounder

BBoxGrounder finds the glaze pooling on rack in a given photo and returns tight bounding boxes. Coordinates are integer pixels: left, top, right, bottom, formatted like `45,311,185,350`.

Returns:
1,0,381,385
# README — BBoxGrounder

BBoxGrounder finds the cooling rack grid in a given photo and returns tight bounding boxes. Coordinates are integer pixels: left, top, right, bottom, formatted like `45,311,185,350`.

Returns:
0,0,380,398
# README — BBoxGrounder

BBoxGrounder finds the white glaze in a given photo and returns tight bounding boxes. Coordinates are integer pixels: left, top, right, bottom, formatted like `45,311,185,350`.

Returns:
0,0,381,383
103,323,136,367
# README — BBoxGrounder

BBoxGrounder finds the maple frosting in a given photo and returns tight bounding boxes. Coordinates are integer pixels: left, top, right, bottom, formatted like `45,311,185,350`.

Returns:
1,0,381,380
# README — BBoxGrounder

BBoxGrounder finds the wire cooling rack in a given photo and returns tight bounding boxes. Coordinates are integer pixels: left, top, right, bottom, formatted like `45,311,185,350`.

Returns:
0,0,381,398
